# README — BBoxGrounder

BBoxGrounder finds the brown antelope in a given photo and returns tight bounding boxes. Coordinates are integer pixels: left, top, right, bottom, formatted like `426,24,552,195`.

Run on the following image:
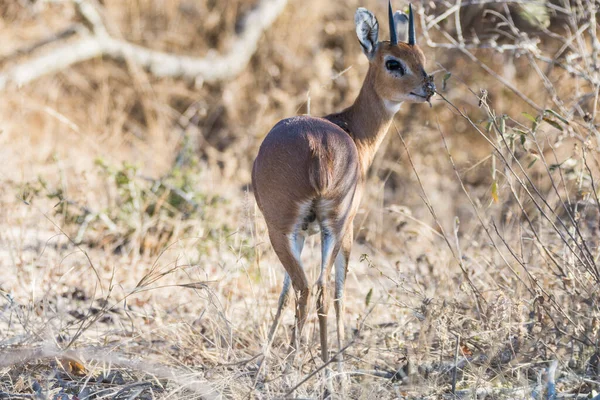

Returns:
252,2,435,368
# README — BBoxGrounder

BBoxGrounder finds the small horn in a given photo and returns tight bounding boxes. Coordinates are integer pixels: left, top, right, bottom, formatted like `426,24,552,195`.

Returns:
389,0,397,45
408,3,416,45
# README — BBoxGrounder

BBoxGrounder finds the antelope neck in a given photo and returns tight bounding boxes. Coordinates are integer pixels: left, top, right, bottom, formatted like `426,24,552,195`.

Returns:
325,69,397,176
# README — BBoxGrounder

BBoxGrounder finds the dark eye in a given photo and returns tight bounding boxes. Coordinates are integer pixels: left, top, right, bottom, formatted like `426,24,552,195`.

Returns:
385,60,405,75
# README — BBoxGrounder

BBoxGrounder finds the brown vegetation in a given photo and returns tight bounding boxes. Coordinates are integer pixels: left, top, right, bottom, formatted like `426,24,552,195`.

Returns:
1,0,599,398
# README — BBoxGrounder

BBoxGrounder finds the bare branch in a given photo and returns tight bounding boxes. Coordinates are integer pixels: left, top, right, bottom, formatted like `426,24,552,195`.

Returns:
0,0,288,90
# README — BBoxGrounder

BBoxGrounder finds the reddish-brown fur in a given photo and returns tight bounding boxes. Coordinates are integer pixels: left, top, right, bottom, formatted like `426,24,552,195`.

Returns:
252,6,435,376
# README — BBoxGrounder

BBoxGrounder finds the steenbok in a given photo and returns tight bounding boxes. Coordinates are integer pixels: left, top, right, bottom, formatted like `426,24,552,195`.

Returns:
252,2,435,369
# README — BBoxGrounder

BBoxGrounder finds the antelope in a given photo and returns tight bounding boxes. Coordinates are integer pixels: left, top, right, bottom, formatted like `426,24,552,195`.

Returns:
252,2,435,368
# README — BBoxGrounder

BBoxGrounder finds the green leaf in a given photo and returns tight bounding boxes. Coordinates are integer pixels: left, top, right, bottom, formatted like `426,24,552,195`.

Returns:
549,163,562,172
442,72,452,91
365,288,373,307
544,109,569,125
542,117,564,131
499,115,506,135
522,112,537,123
522,112,540,132
485,120,493,133
527,157,538,169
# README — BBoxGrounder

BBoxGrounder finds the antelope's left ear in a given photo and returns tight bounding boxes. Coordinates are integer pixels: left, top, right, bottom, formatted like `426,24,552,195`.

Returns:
355,7,379,59
393,11,409,43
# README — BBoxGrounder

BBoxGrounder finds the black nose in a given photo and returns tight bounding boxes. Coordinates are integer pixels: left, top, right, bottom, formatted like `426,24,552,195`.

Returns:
424,75,436,97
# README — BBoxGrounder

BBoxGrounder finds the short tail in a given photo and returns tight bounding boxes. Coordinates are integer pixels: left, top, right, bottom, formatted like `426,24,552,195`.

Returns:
307,135,333,194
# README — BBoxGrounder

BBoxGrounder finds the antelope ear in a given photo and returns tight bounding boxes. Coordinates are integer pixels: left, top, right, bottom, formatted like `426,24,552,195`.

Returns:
393,11,409,43
355,7,379,59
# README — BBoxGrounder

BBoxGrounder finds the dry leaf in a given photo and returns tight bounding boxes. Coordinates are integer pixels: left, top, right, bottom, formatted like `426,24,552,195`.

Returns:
57,356,87,376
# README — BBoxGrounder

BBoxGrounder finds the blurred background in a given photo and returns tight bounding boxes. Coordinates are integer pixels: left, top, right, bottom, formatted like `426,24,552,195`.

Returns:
1,0,599,398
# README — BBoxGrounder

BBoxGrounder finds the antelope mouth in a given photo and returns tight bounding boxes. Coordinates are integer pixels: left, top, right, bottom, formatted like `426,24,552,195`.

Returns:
410,92,428,99
410,91,435,107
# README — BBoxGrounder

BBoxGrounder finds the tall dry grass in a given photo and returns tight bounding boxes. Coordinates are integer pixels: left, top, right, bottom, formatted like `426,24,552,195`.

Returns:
1,0,599,398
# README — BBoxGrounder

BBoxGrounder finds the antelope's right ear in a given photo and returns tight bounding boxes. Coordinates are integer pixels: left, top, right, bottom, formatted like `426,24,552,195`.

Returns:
355,8,379,59
393,11,409,43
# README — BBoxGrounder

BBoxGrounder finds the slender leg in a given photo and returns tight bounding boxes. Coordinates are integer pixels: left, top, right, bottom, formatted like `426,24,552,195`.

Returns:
316,228,341,363
266,234,305,346
255,233,306,388
334,227,352,374
268,230,310,361
255,274,291,386
266,273,291,346
291,284,310,359
316,224,343,400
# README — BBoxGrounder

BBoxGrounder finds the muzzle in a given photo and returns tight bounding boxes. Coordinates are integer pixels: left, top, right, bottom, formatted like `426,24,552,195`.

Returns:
424,75,436,100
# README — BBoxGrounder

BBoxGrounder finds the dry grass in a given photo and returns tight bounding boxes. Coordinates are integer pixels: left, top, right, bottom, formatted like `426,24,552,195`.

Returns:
1,0,599,399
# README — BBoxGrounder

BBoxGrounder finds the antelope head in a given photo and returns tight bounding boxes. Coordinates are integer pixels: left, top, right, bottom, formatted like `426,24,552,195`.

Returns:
355,3,435,108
